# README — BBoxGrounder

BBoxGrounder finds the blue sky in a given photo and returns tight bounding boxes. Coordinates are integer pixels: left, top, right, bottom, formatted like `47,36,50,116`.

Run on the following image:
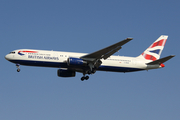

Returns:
1,0,179,120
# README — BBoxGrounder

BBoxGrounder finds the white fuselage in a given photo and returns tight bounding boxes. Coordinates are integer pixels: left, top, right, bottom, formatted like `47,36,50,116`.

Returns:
5,49,162,73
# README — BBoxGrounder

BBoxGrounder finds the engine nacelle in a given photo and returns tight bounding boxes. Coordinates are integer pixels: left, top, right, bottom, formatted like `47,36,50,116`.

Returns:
57,69,76,77
67,57,87,66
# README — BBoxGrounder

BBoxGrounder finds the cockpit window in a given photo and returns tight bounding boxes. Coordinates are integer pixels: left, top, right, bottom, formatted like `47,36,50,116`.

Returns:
9,52,15,54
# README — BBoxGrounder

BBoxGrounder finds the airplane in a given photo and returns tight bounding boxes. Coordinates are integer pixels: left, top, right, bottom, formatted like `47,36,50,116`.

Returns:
5,35,175,81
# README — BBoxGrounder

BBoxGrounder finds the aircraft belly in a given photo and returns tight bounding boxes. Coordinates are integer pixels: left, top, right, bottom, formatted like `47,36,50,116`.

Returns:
100,60,146,72
98,65,144,72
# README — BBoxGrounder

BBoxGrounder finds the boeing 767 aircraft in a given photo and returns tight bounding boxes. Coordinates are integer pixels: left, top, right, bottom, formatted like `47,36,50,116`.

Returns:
5,35,175,81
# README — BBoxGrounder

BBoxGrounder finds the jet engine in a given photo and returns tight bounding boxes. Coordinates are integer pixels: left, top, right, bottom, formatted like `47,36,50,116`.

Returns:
57,69,76,77
67,57,87,66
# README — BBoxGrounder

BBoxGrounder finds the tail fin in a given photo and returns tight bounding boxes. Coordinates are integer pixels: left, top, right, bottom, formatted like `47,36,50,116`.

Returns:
137,35,168,62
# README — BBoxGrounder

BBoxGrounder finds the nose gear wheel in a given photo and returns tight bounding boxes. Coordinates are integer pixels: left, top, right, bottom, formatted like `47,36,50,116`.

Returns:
16,64,20,72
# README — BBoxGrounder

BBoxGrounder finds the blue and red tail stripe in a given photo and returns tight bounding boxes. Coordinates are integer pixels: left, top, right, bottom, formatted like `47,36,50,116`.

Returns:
142,52,157,61
149,49,161,54
149,39,167,48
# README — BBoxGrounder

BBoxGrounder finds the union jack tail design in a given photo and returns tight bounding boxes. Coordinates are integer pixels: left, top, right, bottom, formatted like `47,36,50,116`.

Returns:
137,35,168,61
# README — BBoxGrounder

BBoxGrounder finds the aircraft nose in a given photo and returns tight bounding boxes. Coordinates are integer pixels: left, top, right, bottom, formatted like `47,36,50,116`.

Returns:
5,54,10,60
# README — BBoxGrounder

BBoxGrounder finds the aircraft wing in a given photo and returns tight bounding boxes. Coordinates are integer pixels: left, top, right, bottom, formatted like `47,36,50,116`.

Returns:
80,38,133,62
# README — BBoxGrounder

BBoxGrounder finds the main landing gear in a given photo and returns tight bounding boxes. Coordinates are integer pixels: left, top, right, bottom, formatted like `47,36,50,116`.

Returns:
81,70,93,81
81,76,89,81
16,64,20,72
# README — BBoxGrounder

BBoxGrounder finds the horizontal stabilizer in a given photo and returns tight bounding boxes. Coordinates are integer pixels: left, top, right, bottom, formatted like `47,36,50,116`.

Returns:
147,55,175,65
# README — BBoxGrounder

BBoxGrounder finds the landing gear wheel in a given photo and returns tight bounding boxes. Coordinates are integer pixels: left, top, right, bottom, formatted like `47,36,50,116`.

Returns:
81,76,89,81
85,76,89,80
81,77,85,81
17,68,20,72
16,64,20,72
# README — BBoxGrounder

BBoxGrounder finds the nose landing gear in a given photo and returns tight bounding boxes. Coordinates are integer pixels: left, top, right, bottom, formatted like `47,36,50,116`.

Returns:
16,64,20,72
